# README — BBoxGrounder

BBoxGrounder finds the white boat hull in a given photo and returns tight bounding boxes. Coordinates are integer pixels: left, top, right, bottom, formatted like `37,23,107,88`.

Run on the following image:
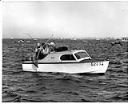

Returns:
22,61,109,74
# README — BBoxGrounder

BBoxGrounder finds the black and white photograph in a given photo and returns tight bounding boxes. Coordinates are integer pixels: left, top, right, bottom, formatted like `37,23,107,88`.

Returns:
2,0,128,102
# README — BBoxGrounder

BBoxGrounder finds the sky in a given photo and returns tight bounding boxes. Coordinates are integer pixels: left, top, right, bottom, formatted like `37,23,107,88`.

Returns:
2,1,128,39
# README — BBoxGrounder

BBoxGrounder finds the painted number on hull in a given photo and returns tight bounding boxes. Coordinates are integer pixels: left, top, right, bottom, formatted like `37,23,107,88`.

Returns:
91,61,103,66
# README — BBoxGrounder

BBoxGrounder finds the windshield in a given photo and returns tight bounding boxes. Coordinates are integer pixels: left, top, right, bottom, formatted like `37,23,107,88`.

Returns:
75,52,89,59
60,54,76,61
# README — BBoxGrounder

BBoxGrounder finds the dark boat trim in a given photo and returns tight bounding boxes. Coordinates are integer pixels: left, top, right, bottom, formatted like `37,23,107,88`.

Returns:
23,59,107,64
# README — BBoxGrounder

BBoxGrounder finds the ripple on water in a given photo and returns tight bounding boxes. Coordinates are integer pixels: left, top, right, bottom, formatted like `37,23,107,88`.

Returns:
2,39,128,102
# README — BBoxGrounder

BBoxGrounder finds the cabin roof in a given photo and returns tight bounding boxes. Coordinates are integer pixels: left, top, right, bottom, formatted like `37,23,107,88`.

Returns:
50,50,86,55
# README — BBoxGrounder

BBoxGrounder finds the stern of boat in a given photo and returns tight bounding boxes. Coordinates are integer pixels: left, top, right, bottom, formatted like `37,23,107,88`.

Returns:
22,61,38,72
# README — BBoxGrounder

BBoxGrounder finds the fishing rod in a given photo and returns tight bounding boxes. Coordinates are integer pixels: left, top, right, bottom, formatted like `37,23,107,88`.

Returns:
42,34,54,46
24,33,38,53
27,34,33,40
21,33,37,62
24,33,34,40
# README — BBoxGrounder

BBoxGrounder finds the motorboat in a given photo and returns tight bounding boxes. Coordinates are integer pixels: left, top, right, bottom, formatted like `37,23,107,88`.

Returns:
22,47,109,74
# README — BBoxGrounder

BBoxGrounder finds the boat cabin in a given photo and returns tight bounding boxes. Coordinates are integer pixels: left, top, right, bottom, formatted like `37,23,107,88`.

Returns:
38,50,91,63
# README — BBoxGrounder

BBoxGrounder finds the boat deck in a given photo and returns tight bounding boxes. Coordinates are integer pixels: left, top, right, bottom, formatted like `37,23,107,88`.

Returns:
23,59,107,64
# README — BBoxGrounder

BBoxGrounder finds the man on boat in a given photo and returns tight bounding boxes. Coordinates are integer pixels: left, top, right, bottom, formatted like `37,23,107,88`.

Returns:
35,43,41,59
49,42,56,52
35,42,51,60
42,43,51,54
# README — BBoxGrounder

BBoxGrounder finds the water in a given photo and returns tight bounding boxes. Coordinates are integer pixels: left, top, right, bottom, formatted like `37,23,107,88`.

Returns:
2,39,128,102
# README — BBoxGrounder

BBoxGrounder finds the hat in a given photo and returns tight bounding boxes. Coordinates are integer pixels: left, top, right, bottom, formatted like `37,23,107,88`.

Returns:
50,42,55,46
37,43,40,46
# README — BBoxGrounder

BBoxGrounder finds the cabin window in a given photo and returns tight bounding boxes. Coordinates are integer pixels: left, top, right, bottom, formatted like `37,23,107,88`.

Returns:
60,54,76,61
75,52,89,59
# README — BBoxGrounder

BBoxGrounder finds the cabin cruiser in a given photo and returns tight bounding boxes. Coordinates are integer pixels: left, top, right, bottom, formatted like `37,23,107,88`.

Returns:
22,44,109,74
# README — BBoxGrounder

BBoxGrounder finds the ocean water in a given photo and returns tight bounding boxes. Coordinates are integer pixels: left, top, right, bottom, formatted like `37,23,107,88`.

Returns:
2,39,128,102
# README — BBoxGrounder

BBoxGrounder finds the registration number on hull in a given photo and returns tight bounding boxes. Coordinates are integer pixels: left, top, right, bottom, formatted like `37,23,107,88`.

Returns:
91,61,103,66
